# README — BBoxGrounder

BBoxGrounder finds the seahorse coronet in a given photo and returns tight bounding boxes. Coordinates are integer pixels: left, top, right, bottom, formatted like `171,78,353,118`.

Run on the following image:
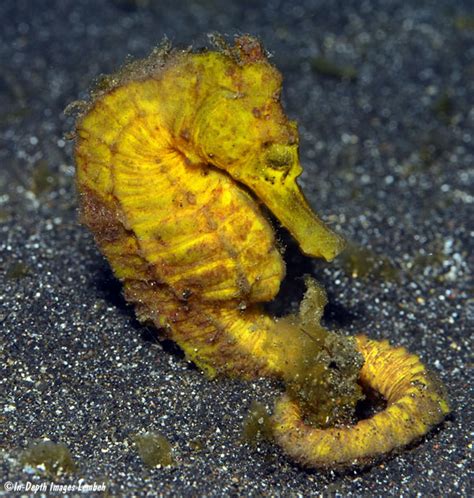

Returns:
74,34,450,468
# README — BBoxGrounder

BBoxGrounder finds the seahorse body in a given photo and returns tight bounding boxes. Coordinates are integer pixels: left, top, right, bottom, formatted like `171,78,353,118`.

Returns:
76,37,344,377
75,36,449,467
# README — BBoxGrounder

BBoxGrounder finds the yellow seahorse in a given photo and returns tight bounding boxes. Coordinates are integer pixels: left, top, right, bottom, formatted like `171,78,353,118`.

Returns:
74,35,450,467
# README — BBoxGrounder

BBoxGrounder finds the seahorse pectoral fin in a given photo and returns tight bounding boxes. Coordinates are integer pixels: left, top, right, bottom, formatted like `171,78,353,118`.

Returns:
253,180,345,261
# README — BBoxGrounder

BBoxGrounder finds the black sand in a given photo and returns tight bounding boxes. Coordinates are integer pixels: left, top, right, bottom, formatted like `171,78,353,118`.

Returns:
1,0,472,495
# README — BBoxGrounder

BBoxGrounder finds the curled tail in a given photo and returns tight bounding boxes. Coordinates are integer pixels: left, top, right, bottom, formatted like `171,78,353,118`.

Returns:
273,335,450,467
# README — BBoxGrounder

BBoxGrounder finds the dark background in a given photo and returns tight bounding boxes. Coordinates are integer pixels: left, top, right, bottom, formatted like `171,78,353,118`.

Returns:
1,0,472,495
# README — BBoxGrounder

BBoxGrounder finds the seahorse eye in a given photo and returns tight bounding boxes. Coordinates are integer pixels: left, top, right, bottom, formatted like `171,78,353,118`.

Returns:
265,144,293,171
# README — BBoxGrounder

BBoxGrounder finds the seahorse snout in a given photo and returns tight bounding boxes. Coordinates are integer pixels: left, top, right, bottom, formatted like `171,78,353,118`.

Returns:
249,172,345,261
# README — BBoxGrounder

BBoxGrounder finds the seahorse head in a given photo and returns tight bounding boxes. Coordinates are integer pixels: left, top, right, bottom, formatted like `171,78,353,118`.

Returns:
189,36,345,261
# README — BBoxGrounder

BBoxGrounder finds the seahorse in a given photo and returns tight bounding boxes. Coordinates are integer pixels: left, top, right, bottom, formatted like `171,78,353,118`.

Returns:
74,35,450,467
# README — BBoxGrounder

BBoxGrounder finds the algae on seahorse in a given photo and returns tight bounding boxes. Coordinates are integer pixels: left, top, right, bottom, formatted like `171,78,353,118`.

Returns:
74,34,450,467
